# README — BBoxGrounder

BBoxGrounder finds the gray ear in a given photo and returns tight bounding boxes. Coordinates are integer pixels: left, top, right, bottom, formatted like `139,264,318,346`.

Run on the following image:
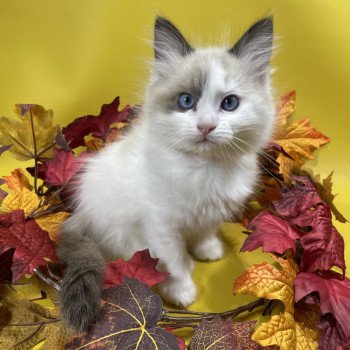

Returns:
154,16,193,60
229,17,273,74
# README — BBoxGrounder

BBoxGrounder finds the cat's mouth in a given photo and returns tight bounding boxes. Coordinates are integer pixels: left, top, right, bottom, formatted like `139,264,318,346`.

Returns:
195,137,217,150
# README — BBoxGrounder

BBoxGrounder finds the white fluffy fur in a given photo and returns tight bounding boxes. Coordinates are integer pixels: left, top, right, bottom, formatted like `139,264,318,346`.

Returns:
63,20,275,306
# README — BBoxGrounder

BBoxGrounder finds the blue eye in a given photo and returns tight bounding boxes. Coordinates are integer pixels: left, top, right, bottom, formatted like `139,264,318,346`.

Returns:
221,95,239,111
178,93,195,110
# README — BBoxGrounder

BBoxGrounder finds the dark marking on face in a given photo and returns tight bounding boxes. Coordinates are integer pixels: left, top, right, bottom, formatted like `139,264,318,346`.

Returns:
164,65,209,113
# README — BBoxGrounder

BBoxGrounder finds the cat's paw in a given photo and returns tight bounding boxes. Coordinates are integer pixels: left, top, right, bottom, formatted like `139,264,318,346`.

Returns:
159,277,197,307
192,235,224,261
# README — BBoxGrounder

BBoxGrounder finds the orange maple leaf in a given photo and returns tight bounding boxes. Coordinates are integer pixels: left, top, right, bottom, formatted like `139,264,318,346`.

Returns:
233,252,297,314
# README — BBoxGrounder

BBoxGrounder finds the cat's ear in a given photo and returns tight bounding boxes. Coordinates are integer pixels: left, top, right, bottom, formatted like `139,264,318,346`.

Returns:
229,17,273,78
154,16,193,61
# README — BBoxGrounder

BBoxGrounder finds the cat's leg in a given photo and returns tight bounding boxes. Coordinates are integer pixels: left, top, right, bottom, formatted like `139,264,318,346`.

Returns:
190,228,224,261
146,225,197,307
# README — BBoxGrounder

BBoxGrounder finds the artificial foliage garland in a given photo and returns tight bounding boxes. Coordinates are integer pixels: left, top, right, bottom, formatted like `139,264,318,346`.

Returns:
0,91,349,349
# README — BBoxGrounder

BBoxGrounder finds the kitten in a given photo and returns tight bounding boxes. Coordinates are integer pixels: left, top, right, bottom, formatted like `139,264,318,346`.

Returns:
57,16,275,332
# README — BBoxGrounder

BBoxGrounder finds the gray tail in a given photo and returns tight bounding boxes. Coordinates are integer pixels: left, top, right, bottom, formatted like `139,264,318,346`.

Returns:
57,227,105,333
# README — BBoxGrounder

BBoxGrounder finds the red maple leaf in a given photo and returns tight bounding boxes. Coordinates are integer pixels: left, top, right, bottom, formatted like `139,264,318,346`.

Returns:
62,97,131,149
294,271,350,347
27,149,88,188
103,249,168,289
0,246,15,281
273,175,323,218
291,204,345,274
318,314,350,350
241,211,301,255
0,210,58,281
42,149,88,187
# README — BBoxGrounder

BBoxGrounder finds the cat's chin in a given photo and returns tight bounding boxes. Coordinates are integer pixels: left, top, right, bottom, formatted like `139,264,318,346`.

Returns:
179,138,221,157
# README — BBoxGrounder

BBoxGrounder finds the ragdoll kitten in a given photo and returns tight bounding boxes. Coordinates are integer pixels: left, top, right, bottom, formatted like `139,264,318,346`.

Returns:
57,16,275,331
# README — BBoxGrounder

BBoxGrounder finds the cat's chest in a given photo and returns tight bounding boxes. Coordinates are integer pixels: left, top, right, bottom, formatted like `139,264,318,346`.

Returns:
159,156,255,221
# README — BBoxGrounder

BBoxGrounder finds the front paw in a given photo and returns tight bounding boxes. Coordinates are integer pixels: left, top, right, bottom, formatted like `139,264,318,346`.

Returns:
158,277,197,307
192,235,224,261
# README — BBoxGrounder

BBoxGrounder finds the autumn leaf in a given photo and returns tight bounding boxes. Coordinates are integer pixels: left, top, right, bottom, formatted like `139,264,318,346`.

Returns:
275,91,296,128
1,184,39,216
272,175,323,218
272,175,345,274
317,313,350,350
1,169,70,240
233,252,297,314
257,144,287,205
0,246,15,281
27,149,88,188
3,168,33,192
241,211,301,255
65,277,179,350
303,170,348,223
0,297,66,350
0,210,58,281
251,311,319,350
1,168,40,215
0,104,58,161
291,203,345,274
274,119,330,179
36,211,70,241
55,127,71,152
1,275,43,302
272,92,330,181
42,149,87,187
62,97,131,149
0,179,8,203
2,271,60,305
103,249,168,289
294,271,350,346
189,317,266,350
0,144,12,156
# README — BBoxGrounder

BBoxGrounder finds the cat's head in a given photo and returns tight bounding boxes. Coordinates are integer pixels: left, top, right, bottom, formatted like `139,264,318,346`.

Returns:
144,16,276,158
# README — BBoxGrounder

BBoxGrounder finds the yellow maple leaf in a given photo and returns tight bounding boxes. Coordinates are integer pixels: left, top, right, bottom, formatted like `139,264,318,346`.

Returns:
1,169,39,215
36,211,70,241
0,297,67,349
1,186,40,215
275,118,330,163
0,104,58,161
276,90,296,128
233,253,297,314
252,312,319,350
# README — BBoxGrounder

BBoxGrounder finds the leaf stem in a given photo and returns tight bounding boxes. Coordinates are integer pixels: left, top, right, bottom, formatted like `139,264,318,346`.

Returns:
36,142,56,158
28,186,67,218
8,318,62,327
14,324,44,347
161,298,265,324
34,268,61,291
29,109,40,195
29,203,66,220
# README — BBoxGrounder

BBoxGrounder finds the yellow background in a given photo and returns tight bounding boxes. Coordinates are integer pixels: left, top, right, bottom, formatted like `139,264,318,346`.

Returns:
1,0,349,344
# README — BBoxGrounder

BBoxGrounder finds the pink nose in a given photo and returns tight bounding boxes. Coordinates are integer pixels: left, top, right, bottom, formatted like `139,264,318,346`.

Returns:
197,124,216,137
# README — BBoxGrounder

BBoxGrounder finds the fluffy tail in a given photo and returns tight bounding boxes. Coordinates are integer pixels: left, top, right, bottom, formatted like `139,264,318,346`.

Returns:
57,226,105,332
